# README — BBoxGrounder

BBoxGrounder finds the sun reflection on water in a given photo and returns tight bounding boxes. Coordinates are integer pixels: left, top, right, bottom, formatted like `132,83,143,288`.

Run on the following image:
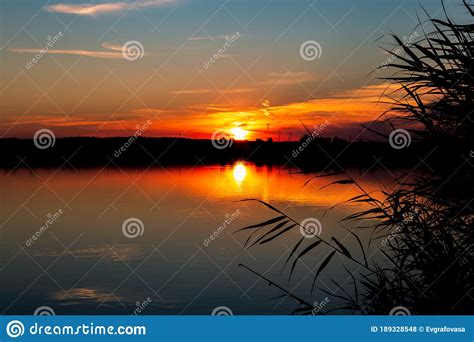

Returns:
233,162,247,184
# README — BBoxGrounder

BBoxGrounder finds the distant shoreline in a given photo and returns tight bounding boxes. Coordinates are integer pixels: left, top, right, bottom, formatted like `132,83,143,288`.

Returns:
0,136,441,170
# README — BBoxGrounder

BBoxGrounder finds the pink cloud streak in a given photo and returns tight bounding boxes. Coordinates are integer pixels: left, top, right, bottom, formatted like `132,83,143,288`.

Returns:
44,1,176,16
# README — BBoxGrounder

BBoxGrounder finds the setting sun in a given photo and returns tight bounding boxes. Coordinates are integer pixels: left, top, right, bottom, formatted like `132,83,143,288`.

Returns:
230,127,249,141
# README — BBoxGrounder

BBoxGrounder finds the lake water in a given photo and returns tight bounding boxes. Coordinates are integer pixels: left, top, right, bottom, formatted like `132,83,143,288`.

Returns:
0,163,396,315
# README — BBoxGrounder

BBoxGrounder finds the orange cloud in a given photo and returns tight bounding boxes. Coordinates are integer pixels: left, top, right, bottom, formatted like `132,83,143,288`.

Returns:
100,42,125,51
265,84,397,121
9,47,124,59
0,84,400,139
148,83,399,139
9,41,150,59
170,87,258,95
44,1,176,16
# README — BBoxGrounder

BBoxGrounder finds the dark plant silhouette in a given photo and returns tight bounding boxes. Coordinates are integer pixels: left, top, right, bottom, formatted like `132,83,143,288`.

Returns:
377,0,473,147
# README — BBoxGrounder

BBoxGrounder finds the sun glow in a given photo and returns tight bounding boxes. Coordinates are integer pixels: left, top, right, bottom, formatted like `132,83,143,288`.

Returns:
230,127,248,140
233,162,247,183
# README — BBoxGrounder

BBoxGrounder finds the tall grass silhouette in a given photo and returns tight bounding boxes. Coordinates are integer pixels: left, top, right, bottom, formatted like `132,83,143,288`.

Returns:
378,0,473,145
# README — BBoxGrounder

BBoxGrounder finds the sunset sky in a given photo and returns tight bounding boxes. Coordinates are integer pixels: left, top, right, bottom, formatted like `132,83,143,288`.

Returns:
0,0,465,140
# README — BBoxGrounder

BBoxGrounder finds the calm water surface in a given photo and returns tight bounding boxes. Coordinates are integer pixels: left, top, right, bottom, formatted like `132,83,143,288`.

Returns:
0,163,396,315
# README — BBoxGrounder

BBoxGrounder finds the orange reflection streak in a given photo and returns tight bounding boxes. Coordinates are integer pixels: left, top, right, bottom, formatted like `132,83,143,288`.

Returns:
5,166,399,214
19,165,395,208
52,288,125,303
